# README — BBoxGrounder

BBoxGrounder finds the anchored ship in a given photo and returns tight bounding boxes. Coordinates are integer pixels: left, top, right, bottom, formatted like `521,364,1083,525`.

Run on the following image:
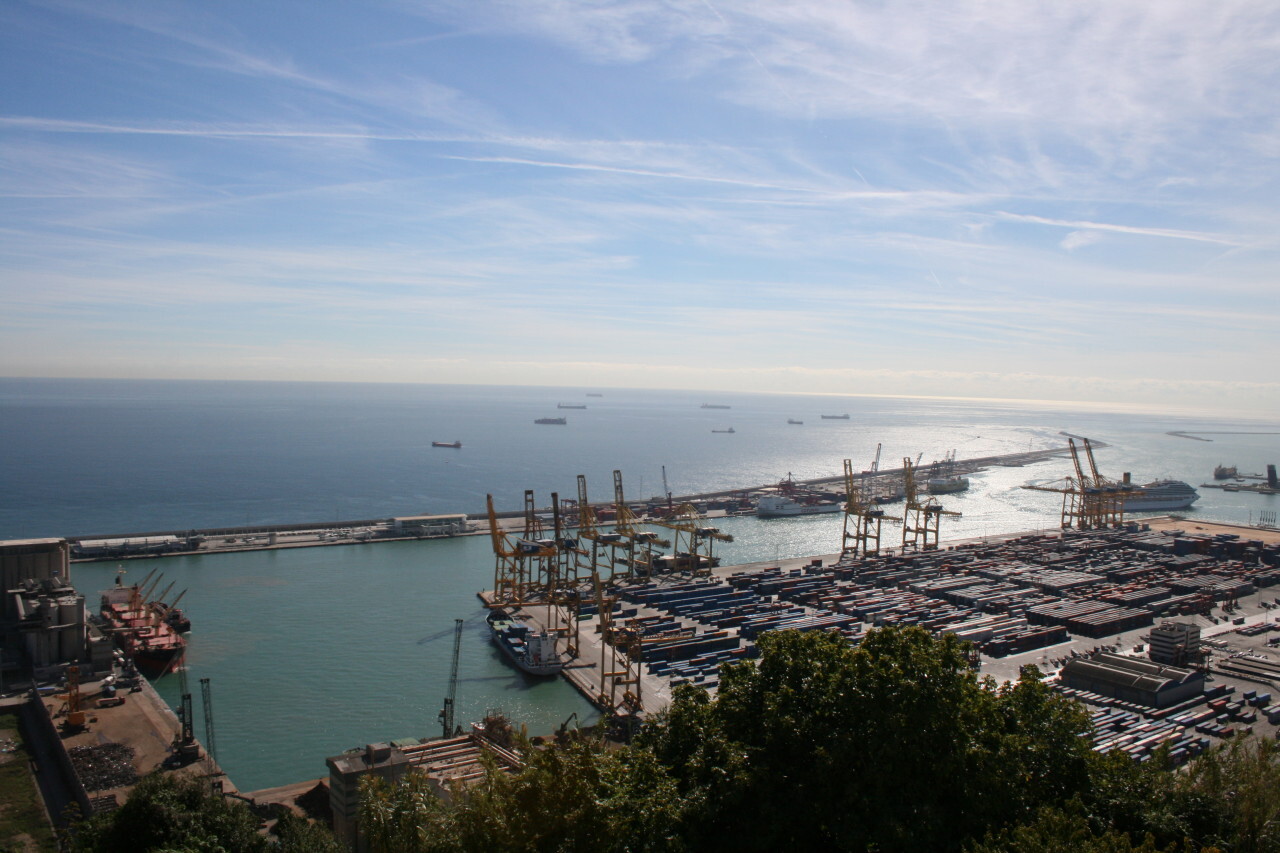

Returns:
701,403,731,409
1122,479,1200,512
711,427,735,434
431,440,462,448
534,417,567,425
821,414,850,420
557,403,587,409
486,609,564,676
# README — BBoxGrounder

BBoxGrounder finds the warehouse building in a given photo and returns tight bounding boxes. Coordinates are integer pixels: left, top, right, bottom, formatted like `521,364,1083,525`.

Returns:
1059,652,1204,708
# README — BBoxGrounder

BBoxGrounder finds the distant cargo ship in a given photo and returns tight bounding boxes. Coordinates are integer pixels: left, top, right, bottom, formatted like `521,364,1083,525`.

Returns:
711,427,735,434
534,417,567,425
821,414,850,420
431,440,462,448
701,403,731,409
486,609,563,676
1214,465,1238,480
1123,480,1199,512
787,419,803,425
557,403,587,409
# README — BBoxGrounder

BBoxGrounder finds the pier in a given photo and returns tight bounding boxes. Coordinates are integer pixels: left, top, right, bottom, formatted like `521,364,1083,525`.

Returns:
65,443,1075,562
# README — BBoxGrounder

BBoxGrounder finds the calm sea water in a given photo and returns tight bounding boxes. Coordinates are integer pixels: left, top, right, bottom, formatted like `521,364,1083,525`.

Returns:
3,378,1278,790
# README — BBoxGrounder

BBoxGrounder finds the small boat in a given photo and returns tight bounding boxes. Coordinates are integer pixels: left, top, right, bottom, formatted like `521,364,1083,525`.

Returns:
712,427,735,434
787,419,803,425
431,440,462,448
534,417,567,425
821,414,850,420
487,609,564,676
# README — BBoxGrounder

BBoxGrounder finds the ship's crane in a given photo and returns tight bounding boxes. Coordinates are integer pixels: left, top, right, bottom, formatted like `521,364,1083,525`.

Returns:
438,618,464,738
650,503,733,577
901,457,960,552
611,470,670,580
487,492,558,606
841,458,900,560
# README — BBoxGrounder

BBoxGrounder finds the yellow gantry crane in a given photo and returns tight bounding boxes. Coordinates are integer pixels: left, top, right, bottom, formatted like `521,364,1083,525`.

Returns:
611,470,670,580
590,569,644,715
1023,438,1131,530
901,456,960,551
841,458,900,559
649,503,732,577
486,491,558,606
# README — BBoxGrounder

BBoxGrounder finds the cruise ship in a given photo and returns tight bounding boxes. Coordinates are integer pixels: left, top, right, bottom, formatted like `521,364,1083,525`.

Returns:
1122,480,1199,512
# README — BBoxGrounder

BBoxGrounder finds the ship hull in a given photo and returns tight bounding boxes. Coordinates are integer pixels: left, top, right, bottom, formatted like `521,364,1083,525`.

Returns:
486,610,564,676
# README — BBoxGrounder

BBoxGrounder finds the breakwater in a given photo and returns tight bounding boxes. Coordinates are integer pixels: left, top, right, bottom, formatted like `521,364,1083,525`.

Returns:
65,444,1074,562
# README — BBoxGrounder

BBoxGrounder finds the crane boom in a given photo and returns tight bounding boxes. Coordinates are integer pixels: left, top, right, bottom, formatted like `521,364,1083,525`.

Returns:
438,618,463,738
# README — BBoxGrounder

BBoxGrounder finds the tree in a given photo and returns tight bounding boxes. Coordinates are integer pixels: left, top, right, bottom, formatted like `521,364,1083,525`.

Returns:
639,626,1095,852
69,772,343,853
360,735,684,853
68,772,267,853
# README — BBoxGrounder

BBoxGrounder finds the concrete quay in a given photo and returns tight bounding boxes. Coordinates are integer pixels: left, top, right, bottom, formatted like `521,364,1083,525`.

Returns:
66,442,1075,563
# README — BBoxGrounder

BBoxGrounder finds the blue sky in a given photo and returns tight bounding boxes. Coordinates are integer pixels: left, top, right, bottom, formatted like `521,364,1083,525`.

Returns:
2,0,1278,415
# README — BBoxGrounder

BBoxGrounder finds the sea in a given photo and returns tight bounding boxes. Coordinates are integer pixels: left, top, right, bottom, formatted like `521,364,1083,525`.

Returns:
1,378,1277,791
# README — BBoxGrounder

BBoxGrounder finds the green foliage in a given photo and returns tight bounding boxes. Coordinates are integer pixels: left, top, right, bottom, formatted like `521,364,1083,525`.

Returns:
642,627,1094,851
360,736,683,853
68,772,267,853
0,711,58,852
354,626,1280,853
67,771,341,853
967,805,1193,853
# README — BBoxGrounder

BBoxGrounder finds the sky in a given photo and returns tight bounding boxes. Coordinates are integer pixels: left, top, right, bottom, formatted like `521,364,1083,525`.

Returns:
2,0,1279,415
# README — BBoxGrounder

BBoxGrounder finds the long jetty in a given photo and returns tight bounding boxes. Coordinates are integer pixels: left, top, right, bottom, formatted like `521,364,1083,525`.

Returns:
63,443,1076,562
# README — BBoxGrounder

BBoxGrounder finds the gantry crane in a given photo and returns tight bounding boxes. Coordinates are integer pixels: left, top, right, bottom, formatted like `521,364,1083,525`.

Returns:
487,491,558,606
611,470,670,580
438,618,463,738
1023,438,1132,530
650,503,733,577
590,569,643,715
901,456,960,551
841,458,900,559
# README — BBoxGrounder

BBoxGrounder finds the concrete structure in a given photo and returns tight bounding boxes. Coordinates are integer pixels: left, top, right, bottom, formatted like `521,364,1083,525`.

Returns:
1149,621,1201,666
1,539,70,621
1,538,113,679
9,576,111,673
1059,652,1204,708
391,514,469,537
327,732,522,849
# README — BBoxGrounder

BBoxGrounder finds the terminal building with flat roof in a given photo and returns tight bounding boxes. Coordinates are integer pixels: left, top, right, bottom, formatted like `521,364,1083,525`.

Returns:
1059,652,1204,708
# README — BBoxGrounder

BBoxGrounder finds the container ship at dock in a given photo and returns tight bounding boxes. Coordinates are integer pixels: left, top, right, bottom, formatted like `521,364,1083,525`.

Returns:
486,609,564,676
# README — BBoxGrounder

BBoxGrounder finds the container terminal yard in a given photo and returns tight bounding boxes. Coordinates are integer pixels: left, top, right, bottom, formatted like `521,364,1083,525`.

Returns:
4,438,1280,845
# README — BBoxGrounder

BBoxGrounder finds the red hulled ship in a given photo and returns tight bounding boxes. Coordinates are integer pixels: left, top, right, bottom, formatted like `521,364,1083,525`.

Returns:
100,572,187,677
